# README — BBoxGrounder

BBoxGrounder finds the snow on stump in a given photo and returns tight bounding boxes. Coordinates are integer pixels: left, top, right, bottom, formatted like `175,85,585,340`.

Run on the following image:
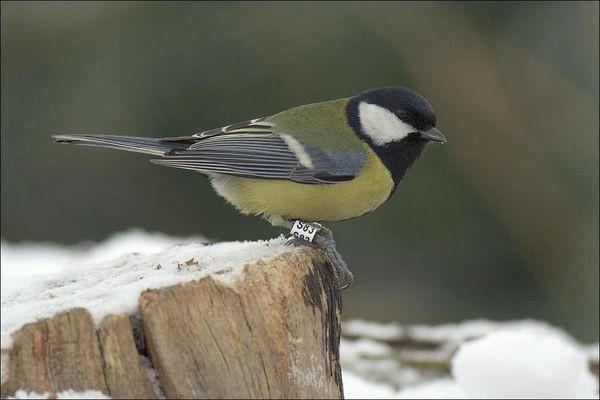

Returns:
1,245,343,399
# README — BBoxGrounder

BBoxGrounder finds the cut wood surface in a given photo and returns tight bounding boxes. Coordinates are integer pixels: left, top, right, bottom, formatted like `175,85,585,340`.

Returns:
1,248,343,399
98,315,157,399
1,308,108,398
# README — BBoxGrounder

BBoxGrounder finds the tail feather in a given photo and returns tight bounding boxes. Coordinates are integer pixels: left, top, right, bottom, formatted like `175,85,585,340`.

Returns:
52,134,191,156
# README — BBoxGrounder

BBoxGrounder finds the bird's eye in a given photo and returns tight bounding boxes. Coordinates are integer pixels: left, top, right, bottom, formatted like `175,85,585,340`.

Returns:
414,114,432,128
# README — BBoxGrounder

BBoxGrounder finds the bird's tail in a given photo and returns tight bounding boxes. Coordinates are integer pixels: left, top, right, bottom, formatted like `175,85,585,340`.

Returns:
52,134,191,156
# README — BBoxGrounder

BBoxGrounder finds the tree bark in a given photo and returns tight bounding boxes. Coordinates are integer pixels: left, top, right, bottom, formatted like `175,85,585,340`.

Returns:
1,248,343,399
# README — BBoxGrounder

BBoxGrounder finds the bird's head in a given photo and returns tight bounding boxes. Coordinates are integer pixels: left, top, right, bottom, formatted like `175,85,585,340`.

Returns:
346,86,446,189
347,86,446,147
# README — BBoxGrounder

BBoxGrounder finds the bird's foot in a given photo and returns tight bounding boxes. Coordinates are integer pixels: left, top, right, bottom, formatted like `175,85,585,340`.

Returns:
285,221,353,290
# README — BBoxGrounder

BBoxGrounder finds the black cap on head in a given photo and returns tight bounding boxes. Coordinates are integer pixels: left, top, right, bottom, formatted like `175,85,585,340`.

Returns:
351,86,437,131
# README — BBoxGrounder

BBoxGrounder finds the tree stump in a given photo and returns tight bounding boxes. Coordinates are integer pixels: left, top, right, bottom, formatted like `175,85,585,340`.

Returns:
1,248,343,399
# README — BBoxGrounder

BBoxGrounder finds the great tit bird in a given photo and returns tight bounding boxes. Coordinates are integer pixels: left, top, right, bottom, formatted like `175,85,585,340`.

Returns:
53,86,446,289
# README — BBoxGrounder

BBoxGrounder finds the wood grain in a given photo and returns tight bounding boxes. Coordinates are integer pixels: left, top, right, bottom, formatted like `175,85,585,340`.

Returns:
2,248,343,399
139,249,343,399
1,308,108,398
98,314,157,399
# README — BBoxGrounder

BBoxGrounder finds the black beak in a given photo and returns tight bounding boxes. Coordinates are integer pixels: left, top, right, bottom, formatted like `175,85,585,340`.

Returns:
418,127,447,143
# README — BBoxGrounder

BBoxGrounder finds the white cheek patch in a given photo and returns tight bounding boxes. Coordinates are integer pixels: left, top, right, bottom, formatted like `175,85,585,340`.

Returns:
358,102,416,145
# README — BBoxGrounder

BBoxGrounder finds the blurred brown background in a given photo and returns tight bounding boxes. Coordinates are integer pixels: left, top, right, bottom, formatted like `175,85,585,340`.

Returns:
2,2,598,341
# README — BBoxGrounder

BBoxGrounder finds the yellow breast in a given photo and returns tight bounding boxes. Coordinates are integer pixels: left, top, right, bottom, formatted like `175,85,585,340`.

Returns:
209,146,393,224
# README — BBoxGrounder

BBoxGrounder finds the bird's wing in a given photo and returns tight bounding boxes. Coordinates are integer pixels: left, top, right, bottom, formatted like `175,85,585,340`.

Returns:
154,117,366,184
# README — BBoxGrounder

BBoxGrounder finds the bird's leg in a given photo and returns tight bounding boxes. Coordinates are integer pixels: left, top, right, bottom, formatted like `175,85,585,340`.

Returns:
282,219,354,290
312,225,354,290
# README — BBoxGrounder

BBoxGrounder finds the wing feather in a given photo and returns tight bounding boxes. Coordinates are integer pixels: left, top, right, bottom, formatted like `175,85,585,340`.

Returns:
153,119,362,184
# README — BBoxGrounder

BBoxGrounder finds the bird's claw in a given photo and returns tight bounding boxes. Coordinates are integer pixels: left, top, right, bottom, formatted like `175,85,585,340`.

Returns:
285,225,353,290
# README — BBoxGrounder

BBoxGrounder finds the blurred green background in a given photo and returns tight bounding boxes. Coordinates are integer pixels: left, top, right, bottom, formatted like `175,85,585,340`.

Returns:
2,2,598,341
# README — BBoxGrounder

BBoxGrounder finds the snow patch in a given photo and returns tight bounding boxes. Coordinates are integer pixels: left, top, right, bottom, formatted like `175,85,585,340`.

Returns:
1,228,202,281
586,343,599,363
343,319,404,341
396,378,463,399
140,354,164,399
1,231,290,348
341,337,426,389
341,320,599,399
7,389,110,399
343,370,397,399
453,329,598,399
